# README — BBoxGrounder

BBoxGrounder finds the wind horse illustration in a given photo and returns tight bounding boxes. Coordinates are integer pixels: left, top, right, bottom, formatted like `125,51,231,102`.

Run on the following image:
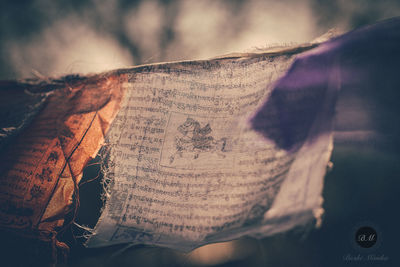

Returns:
169,117,228,164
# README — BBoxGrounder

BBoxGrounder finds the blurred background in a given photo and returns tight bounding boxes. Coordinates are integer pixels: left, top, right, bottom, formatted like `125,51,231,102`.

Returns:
1,0,400,79
1,0,400,266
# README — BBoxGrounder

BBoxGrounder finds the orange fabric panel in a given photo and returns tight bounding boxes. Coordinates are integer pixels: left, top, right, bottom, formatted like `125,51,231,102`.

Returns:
0,73,127,234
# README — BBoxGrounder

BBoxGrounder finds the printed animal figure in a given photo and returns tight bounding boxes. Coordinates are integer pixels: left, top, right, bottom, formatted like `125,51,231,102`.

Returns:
169,118,227,164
